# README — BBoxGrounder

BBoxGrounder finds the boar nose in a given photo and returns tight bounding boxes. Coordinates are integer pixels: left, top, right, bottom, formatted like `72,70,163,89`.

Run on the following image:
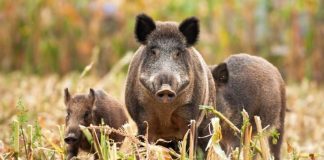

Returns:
64,133,78,145
155,84,176,103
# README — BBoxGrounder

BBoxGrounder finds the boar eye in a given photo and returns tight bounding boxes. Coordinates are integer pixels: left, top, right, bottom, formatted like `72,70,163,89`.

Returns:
84,111,91,119
151,50,156,55
66,111,71,120
149,46,158,56
175,48,185,58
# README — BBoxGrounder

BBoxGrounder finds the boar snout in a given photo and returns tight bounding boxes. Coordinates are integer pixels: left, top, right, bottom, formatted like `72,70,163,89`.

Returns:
153,72,179,103
155,84,176,103
64,133,78,145
140,71,190,103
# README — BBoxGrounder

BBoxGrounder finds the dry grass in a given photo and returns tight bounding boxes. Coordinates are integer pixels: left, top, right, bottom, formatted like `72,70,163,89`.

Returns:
0,71,323,159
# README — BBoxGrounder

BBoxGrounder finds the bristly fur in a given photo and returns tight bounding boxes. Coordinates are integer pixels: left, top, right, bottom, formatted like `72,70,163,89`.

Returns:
135,13,156,44
210,53,285,160
126,14,216,156
64,89,128,160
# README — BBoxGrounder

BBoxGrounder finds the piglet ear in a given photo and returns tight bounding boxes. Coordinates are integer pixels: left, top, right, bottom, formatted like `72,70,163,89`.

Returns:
64,88,71,105
89,88,96,105
179,17,199,46
211,63,229,84
135,13,156,44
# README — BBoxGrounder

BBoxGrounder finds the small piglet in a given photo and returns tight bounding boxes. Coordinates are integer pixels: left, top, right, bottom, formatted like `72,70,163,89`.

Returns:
64,88,128,160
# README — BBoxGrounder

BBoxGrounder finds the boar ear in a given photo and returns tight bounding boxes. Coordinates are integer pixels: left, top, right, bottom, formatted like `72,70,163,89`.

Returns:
89,88,96,106
179,17,199,46
135,13,156,44
212,63,229,84
64,88,71,105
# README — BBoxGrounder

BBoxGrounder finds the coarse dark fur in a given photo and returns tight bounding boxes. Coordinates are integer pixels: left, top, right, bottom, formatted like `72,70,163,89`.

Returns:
210,54,286,160
64,88,128,160
125,14,216,155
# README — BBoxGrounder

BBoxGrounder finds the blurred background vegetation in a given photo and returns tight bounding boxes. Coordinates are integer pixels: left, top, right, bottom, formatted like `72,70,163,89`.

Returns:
1,1,324,158
0,0,323,84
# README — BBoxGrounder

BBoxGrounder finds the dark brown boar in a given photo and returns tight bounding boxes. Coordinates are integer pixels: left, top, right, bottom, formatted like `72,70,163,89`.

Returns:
125,13,216,154
210,53,286,160
64,88,128,160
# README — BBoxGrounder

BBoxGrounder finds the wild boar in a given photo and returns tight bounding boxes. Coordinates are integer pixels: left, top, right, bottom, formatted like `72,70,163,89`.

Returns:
124,13,216,153
210,53,286,160
64,88,128,159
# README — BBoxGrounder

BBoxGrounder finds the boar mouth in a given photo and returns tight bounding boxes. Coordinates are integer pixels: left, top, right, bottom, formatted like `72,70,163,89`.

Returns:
176,80,189,95
139,77,155,94
139,74,190,104
139,78,174,103
140,80,190,104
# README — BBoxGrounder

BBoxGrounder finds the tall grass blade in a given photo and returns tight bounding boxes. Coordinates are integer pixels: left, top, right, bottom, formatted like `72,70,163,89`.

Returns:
11,120,20,158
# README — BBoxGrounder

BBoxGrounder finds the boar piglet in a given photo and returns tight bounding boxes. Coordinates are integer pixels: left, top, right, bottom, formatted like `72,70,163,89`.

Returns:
64,88,128,160
210,54,286,160
125,13,216,155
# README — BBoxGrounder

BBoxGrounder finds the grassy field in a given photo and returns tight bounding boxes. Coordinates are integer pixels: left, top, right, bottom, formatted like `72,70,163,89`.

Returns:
0,67,323,159
1,0,323,159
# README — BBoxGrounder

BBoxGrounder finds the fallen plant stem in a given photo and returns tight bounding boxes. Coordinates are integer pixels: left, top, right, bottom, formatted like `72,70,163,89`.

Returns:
200,105,241,133
90,126,103,160
87,126,149,149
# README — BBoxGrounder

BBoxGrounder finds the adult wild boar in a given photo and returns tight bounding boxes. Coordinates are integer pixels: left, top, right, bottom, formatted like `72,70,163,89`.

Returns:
210,54,286,160
64,88,128,160
125,14,216,152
